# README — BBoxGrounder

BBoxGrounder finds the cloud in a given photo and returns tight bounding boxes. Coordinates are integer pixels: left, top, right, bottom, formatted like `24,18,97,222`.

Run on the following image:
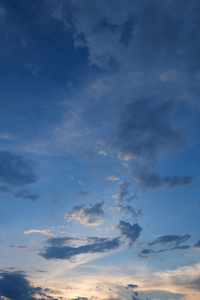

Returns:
114,181,137,203
131,163,193,189
69,0,200,81
40,236,121,260
194,240,200,248
0,151,38,186
0,271,44,300
138,245,191,258
115,221,142,247
65,202,104,226
15,190,41,203
77,190,91,196
116,204,142,219
46,236,80,247
105,175,119,181
149,234,191,246
126,284,138,290
116,99,183,160
23,229,52,236
138,234,192,257
131,292,140,300
0,151,39,202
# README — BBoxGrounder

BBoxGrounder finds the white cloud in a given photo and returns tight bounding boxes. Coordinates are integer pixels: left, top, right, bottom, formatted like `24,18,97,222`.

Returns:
23,229,52,236
105,175,119,181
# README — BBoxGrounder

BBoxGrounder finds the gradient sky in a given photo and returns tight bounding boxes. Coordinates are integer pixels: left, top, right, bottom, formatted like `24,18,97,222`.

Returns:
0,1,200,300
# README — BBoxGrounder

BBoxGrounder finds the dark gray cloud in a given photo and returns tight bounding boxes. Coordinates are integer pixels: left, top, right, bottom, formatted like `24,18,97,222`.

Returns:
40,236,121,260
0,271,55,300
126,284,138,290
116,99,183,160
138,245,191,258
15,189,41,203
0,151,38,186
65,202,104,226
131,291,139,300
131,163,193,189
115,221,142,247
138,234,193,258
138,249,155,258
149,234,191,246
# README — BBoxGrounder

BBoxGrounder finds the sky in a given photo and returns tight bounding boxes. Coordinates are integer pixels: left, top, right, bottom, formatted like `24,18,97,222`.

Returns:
0,0,200,299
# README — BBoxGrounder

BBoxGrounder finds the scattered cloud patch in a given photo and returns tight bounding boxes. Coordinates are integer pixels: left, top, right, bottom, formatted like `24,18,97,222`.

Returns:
0,151,38,187
105,175,119,181
77,190,90,196
116,204,142,219
0,151,39,202
65,202,104,226
15,190,41,203
131,164,193,189
126,284,138,290
117,100,183,160
98,150,107,156
194,240,200,248
114,181,137,203
115,221,142,247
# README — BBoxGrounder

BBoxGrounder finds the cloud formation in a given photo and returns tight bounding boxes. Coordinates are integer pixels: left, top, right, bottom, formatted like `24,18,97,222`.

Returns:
114,181,137,203
0,151,40,202
131,164,193,189
149,234,191,246
126,284,138,290
0,151,37,186
65,202,104,226
23,229,52,236
117,99,183,160
138,234,192,257
0,271,50,300
15,189,41,203
115,221,142,247
40,236,121,260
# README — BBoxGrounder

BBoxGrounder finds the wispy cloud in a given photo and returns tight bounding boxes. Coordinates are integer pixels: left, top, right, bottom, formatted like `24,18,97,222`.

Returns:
131,164,193,189
23,229,52,236
105,175,119,181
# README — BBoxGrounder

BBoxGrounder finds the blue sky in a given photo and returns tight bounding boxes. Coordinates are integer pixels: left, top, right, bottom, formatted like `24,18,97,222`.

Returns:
0,1,200,299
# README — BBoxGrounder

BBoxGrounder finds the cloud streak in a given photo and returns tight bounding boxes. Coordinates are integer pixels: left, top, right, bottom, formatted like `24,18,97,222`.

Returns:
131,163,193,189
40,236,121,260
